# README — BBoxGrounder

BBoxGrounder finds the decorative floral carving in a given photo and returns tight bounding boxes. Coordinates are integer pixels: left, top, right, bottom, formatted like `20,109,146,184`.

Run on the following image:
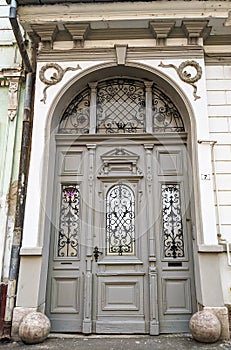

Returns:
39,63,81,103
159,60,202,100
8,80,20,121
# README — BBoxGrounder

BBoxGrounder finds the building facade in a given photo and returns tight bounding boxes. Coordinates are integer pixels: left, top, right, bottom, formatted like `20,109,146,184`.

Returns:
0,0,25,336
1,0,231,338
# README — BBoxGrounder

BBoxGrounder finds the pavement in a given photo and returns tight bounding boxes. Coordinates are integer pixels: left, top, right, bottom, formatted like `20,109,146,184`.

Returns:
1,334,231,350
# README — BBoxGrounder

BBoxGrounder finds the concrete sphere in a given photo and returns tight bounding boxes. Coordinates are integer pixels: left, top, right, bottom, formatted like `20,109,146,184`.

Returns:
189,311,221,343
19,311,50,344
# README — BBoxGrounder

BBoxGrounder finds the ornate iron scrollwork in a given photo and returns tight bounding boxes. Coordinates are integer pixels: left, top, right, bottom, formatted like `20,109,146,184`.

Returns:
106,184,135,256
58,78,185,134
152,86,184,132
161,184,184,259
97,79,145,134
58,185,80,258
59,88,90,134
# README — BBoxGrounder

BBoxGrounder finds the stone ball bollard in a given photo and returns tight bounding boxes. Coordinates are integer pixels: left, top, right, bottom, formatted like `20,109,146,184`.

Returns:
189,310,221,343
19,311,51,344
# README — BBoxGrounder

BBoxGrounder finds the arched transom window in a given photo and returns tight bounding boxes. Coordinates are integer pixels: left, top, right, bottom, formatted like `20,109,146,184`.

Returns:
59,78,184,134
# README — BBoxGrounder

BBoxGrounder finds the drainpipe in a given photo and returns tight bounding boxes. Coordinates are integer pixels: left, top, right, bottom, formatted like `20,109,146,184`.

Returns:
8,0,33,73
1,0,35,339
2,72,34,339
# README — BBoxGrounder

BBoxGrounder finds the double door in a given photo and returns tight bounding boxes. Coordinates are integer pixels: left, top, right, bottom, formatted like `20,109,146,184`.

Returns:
46,139,196,334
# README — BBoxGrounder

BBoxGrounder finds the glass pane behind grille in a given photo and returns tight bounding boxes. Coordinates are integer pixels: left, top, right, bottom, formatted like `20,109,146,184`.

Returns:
59,89,90,134
97,79,145,134
106,184,135,256
161,184,185,259
57,185,80,258
153,86,184,132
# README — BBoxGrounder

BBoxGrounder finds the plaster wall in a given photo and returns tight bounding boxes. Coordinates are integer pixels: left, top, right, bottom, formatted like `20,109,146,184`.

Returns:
206,65,231,242
205,65,231,307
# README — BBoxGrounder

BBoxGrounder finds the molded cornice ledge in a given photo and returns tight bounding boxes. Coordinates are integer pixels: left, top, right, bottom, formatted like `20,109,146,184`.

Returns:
17,1,231,24
20,247,43,256
197,244,225,253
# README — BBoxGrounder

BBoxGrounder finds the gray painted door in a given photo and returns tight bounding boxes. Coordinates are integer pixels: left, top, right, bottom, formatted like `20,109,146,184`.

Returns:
46,140,196,334
153,145,196,333
46,145,87,332
92,144,149,333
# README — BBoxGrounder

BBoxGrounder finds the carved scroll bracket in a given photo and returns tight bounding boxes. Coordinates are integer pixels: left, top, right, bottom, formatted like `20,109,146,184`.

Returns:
39,63,81,104
158,60,202,101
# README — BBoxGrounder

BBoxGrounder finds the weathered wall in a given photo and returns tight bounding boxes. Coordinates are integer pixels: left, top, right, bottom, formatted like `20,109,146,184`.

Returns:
0,0,24,282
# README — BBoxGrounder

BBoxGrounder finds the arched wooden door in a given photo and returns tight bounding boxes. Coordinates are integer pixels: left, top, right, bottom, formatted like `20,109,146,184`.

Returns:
45,78,196,334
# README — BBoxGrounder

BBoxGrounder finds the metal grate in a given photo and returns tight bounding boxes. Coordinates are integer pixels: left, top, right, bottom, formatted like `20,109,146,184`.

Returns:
152,86,184,132
58,80,185,134
161,184,185,259
59,88,90,134
97,79,145,134
106,184,135,256
57,185,80,258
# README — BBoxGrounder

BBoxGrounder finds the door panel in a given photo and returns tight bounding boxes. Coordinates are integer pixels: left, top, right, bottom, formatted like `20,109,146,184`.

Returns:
162,277,192,314
154,145,196,333
50,276,80,314
46,141,196,334
93,144,148,334
46,146,87,332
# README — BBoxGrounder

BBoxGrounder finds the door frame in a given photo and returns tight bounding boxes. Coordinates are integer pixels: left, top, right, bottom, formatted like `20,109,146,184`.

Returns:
17,62,218,336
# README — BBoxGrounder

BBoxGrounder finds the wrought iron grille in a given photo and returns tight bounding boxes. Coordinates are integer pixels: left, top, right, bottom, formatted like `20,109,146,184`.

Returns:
152,86,185,132
58,79,185,134
97,79,145,133
59,88,90,134
57,185,80,257
106,184,135,256
161,184,185,259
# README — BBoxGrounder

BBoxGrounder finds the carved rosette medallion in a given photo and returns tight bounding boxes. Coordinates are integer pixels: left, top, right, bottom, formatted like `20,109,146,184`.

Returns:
39,63,81,103
159,60,202,100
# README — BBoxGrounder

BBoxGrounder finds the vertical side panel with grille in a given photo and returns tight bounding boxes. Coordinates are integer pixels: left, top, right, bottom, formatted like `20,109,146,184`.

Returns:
161,184,184,259
57,185,80,258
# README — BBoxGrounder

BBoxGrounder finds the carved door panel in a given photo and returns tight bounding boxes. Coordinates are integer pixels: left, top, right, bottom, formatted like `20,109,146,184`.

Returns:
92,144,149,334
46,145,88,332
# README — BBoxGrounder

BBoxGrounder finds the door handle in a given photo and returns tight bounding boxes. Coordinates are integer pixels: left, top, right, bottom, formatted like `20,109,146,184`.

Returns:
93,246,103,262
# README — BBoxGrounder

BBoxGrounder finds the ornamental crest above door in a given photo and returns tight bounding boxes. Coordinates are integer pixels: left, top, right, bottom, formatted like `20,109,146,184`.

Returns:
97,147,143,179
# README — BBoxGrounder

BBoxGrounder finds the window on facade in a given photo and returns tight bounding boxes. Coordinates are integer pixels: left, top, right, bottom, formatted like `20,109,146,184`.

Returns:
58,79,184,134
106,184,135,256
